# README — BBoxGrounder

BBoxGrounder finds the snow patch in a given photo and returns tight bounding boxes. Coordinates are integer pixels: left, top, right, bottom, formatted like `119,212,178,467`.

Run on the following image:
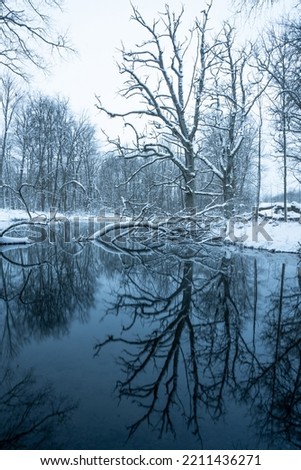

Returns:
226,219,301,253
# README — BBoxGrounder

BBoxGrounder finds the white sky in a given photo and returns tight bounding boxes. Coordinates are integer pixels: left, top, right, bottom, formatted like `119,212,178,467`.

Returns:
30,0,298,199
33,0,233,119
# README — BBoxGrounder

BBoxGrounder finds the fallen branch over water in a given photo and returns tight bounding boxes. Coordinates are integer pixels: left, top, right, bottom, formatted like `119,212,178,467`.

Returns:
0,220,48,245
88,219,168,240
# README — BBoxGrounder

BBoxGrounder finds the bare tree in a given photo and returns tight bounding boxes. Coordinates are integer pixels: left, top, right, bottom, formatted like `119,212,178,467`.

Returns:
0,74,23,207
254,97,263,220
12,94,98,213
96,3,221,215
0,0,70,78
198,24,262,215
258,23,301,220
234,0,279,9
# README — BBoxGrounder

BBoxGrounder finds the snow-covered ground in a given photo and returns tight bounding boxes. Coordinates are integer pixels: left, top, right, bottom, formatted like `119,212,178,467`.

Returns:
0,208,30,230
1,208,300,253
225,219,301,253
223,201,301,253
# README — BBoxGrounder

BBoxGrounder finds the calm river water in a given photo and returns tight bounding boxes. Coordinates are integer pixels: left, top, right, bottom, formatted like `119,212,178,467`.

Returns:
0,234,300,449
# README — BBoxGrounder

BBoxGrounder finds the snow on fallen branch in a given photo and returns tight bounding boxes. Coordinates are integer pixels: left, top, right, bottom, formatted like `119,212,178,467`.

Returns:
88,201,228,243
87,212,227,253
0,220,48,245
88,219,168,240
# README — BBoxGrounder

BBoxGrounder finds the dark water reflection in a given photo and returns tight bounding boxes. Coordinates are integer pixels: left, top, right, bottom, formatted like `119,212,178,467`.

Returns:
0,238,301,449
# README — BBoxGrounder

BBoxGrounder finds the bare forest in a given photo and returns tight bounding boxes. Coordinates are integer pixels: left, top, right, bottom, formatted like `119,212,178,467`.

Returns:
1,0,301,236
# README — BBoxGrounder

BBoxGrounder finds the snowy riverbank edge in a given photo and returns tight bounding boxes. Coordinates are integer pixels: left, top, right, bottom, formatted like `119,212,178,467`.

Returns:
0,208,300,253
223,219,301,254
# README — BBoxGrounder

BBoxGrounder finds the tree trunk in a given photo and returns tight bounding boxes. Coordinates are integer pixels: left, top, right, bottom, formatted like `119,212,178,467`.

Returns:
184,149,196,214
255,100,263,221
282,113,288,222
223,166,235,219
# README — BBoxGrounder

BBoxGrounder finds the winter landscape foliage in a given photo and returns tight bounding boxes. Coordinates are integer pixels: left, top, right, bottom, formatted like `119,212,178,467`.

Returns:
1,0,301,453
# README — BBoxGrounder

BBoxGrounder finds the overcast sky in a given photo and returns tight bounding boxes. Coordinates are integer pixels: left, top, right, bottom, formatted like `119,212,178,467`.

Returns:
32,0,292,118
33,0,231,117
31,0,298,198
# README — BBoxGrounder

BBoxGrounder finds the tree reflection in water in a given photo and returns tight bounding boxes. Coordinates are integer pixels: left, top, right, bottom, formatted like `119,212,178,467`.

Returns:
0,367,77,449
0,238,106,358
95,247,301,449
242,263,301,449
1,236,301,449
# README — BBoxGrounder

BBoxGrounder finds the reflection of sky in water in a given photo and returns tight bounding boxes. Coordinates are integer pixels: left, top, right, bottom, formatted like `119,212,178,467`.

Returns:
1,241,301,449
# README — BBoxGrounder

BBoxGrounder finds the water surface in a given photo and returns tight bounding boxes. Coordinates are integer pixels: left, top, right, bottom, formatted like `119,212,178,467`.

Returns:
0,237,300,449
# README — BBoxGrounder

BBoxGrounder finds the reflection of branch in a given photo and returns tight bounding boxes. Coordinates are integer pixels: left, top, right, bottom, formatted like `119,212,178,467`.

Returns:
0,251,50,268
0,220,47,238
0,369,77,449
0,240,100,356
94,250,259,444
240,262,301,449
96,255,249,442
95,261,205,439
87,212,226,257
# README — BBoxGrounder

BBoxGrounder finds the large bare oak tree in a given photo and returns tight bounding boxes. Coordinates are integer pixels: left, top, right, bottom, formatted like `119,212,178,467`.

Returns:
96,2,219,214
